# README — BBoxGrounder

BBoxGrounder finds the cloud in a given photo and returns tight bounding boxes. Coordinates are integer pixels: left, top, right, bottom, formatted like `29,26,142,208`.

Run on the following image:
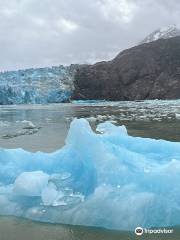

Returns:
98,0,138,23
0,0,180,71
56,18,79,33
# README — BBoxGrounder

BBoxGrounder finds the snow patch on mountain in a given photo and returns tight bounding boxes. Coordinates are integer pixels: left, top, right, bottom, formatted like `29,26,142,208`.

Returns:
140,24,180,44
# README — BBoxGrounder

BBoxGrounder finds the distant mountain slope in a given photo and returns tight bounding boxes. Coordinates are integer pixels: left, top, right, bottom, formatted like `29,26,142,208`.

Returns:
140,25,180,44
73,36,180,101
2,26,180,104
0,65,77,104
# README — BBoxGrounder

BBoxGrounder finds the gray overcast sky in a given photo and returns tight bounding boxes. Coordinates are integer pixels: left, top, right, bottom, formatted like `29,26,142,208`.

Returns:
0,0,180,71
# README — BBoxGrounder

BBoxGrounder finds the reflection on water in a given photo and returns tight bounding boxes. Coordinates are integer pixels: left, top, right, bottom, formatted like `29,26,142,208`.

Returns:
0,100,180,152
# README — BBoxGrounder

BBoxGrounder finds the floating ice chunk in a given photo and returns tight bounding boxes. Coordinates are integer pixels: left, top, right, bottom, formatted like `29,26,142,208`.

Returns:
41,183,58,206
96,121,127,135
13,171,49,196
22,120,37,129
85,116,97,122
0,118,180,230
96,115,107,121
0,121,9,127
175,113,180,119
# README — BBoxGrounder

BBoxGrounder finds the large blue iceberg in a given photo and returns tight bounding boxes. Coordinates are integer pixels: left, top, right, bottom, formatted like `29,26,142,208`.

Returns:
0,118,180,230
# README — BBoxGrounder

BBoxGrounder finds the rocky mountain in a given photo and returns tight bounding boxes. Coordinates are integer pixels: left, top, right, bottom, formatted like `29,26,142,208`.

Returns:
1,26,180,104
140,25,180,44
0,65,78,104
73,36,180,101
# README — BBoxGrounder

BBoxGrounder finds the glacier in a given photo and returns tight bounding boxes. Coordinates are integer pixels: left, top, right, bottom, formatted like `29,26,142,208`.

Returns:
0,65,77,104
0,118,180,230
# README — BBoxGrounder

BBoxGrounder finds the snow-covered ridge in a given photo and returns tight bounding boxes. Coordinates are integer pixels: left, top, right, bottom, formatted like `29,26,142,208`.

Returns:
0,65,77,104
140,24,180,44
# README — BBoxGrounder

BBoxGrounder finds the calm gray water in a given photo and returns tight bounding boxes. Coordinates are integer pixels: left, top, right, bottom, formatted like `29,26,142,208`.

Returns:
0,216,179,240
0,100,180,152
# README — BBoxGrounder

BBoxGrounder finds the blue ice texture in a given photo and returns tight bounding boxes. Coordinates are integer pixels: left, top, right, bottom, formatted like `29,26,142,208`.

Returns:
0,66,75,104
0,118,180,230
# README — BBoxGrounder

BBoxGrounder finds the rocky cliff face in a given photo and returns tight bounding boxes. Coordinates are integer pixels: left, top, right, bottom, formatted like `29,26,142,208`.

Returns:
73,36,180,101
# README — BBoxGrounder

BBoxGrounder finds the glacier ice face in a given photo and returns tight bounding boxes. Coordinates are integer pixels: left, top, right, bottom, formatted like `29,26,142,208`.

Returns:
0,65,77,104
0,118,180,230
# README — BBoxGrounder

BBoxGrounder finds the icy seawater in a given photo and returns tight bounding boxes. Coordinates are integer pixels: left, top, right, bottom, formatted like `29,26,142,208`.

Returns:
0,111,180,230
0,100,180,152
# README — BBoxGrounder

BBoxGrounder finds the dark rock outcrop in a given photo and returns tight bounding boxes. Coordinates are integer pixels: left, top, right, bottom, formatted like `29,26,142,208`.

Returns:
73,36,180,100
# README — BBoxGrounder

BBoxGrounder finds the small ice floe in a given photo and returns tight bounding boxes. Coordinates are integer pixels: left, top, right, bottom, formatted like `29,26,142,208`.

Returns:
109,119,118,124
1,128,39,139
1,134,15,139
66,117,74,122
152,117,162,121
96,115,108,121
21,120,37,129
175,113,180,119
0,121,9,127
45,118,52,122
85,116,97,122
1,120,41,139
